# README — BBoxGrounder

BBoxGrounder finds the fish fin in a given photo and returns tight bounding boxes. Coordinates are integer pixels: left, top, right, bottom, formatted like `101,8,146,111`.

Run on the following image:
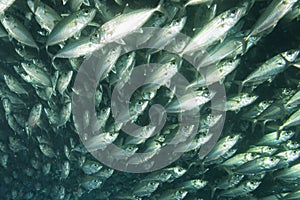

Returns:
33,0,41,12
87,21,101,27
233,80,244,94
115,39,126,45
223,166,233,176
251,119,258,133
83,0,90,6
291,63,300,69
211,187,217,200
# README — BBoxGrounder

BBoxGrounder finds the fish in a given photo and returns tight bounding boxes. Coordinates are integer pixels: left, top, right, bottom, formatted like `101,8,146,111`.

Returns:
204,134,240,163
27,0,61,33
83,132,118,152
26,103,43,128
80,176,102,192
235,156,280,174
218,180,261,198
166,88,215,113
0,0,15,13
240,50,300,90
82,160,103,175
0,14,38,49
46,8,96,47
3,74,28,95
275,163,300,181
133,181,160,197
256,130,295,146
181,5,248,55
95,0,165,44
221,152,261,169
53,34,105,60
155,189,188,200
246,0,298,39
279,108,300,130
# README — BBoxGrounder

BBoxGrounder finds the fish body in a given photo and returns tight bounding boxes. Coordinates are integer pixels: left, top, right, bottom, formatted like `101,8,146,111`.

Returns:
0,15,38,49
47,8,96,46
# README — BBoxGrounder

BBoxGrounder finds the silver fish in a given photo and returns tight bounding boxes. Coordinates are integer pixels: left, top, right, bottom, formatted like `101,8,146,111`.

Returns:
176,179,207,191
84,132,118,152
133,181,159,197
235,157,280,174
182,6,247,55
3,74,28,95
241,50,300,89
26,103,42,129
53,35,105,59
166,88,215,113
221,152,261,169
279,108,300,130
204,134,240,163
156,189,188,200
96,0,165,44
246,0,298,38
246,146,278,156
256,130,295,146
275,163,300,181
82,160,103,175
0,15,38,49
46,8,96,46
0,0,16,13
80,176,102,192
218,180,261,198
56,71,73,95
27,0,61,32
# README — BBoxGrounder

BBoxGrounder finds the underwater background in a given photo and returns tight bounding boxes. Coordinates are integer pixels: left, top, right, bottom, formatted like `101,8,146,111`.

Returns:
0,0,300,199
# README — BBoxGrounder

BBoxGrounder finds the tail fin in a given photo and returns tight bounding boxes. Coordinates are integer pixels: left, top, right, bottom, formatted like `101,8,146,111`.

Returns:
155,0,170,20
233,80,244,94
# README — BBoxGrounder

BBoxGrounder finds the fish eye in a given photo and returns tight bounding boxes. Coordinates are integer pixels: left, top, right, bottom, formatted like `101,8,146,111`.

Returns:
230,8,238,15
268,147,272,150
150,182,155,185
250,181,254,184
129,146,134,150
270,158,274,161
84,9,90,14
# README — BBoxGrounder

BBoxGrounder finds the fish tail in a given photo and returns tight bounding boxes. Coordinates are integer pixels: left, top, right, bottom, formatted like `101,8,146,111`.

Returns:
233,80,244,94
211,187,217,199
155,0,170,20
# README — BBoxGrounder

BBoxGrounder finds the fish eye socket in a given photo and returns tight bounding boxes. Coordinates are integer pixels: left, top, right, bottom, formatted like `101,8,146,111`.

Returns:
231,9,237,15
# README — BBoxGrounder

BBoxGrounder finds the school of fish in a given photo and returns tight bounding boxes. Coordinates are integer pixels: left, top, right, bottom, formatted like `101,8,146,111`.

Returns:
0,0,300,199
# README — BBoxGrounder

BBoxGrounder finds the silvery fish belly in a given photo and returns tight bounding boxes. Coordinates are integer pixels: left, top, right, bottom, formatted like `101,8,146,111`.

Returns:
1,0,300,199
